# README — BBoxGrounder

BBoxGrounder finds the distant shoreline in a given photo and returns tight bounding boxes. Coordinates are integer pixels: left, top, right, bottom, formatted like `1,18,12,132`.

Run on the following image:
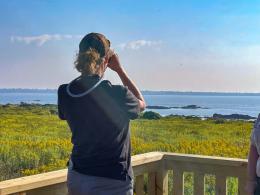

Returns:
0,103,257,121
1,88,260,96
146,105,209,109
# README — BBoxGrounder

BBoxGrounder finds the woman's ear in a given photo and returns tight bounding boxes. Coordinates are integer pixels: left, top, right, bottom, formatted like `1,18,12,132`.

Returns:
103,55,110,70
99,57,108,75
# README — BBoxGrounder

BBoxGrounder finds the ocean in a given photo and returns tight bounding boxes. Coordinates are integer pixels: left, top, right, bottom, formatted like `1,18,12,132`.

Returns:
1,90,260,117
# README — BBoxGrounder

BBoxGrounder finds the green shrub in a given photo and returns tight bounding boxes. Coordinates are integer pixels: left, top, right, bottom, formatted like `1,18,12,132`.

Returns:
49,109,58,115
141,111,162,120
214,119,225,124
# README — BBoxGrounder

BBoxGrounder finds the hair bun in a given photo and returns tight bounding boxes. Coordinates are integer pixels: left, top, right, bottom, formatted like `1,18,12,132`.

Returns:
74,48,103,74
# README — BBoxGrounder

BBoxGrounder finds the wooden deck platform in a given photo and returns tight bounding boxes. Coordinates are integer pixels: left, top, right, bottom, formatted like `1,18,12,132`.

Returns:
0,152,247,195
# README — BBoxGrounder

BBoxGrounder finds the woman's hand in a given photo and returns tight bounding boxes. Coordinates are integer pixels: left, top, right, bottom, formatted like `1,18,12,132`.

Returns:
106,50,146,110
107,53,123,73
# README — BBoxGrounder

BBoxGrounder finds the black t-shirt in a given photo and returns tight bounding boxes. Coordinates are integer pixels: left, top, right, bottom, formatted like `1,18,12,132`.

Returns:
57,74,140,181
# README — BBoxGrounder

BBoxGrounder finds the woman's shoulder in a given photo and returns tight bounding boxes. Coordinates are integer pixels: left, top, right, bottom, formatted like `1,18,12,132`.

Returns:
57,84,68,95
102,80,128,96
101,80,127,93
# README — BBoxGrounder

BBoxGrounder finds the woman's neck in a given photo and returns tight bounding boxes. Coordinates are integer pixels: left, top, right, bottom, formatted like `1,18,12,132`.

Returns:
81,72,103,78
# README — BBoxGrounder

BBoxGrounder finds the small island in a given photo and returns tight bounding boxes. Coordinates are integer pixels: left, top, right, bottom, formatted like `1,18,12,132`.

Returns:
213,113,256,120
146,104,208,110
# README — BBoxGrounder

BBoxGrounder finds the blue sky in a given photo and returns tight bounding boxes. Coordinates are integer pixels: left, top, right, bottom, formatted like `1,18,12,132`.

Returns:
1,0,260,92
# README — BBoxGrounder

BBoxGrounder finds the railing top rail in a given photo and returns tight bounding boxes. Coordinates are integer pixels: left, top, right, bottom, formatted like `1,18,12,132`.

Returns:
162,152,248,167
0,169,67,195
0,152,163,195
132,151,164,166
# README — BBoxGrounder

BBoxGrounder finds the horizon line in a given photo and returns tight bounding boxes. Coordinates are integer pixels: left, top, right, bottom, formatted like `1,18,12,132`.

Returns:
1,88,260,94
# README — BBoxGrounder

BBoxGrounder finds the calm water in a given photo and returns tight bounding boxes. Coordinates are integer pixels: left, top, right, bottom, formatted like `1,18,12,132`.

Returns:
1,92,260,117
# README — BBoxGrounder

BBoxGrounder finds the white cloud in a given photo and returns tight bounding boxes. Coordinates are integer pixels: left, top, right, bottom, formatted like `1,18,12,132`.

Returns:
10,35,163,50
117,40,163,50
10,34,83,46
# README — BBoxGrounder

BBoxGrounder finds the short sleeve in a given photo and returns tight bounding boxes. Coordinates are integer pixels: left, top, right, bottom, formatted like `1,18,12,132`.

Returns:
112,85,141,119
122,86,141,120
57,85,66,120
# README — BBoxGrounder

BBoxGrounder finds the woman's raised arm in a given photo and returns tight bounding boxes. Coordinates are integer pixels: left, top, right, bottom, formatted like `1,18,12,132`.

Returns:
107,53,146,111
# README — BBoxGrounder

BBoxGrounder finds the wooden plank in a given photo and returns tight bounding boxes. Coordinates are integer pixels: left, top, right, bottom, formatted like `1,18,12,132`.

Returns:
25,183,68,195
148,172,156,195
162,152,247,167
216,174,226,195
0,152,249,195
238,177,246,195
0,152,163,195
238,166,247,195
0,169,67,195
133,161,160,176
173,169,183,195
165,161,244,178
135,175,144,195
194,172,204,195
156,165,168,195
132,152,164,167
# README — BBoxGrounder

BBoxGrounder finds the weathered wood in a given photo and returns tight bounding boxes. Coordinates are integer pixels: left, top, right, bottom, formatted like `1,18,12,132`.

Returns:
156,164,168,195
165,161,245,177
26,183,67,195
163,152,247,167
173,169,183,195
238,177,247,195
0,169,67,195
133,161,160,177
148,172,156,195
216,174,226,195
132,152,164,167
0,152,248,195
194,172,204,195
135,175,144,195
0,152,162,195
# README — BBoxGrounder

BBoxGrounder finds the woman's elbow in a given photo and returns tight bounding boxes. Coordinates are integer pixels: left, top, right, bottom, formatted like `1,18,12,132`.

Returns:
139,100,146,112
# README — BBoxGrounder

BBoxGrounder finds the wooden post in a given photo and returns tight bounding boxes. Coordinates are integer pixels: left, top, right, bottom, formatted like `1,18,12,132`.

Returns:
238,177,247,195
156,162,168,195
148,172,156,195
135,175,144,195
238,166,247,195
173,169,183,195
194,172,204,195
216,174,226,195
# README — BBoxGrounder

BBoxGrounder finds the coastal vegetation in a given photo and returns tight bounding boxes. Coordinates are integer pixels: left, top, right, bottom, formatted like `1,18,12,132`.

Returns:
0,104,253,194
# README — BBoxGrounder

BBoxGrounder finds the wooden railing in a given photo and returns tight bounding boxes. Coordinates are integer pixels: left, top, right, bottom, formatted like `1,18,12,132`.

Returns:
0,152,247,195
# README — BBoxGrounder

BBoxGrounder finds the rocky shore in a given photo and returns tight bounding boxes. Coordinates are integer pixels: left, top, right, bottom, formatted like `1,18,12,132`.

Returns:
212,113,256,120
146,104,208,109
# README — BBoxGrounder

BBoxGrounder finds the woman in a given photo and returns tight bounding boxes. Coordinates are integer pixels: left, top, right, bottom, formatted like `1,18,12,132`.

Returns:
57,32,146,195
247,115,260,195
